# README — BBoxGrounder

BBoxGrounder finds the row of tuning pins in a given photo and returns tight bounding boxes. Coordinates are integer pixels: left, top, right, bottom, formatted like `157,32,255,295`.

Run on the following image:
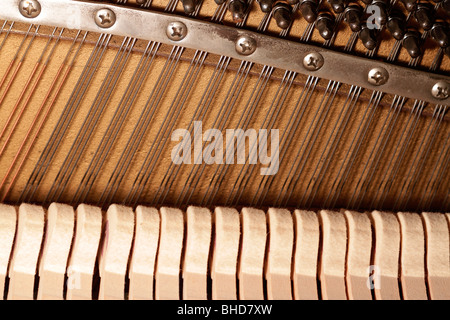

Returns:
179,0,252,21
353,0,450,58
398,0,450,57
292,0,449,57
177,0,449,59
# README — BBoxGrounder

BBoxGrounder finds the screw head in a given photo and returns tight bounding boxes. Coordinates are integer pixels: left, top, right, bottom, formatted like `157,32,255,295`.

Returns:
235,35,257,56
431,81,449,100
95,9,116,29
19,0,41,19
368,67,389,86
167,22,187,41
303,52,324,71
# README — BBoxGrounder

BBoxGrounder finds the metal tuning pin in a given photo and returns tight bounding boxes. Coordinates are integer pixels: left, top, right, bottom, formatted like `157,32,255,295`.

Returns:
300,0,320,23
387,11,407,41
257,0,275,13
430,22,449,49
181,0,197,14
214,0,227,5
229,0,248,23
315,12,335,40
327,0,347,14
344,4,363,33
273,2,293,29
359,24,378,50
370,0,388,26
400,0,417,11
402,30,422,58
414,3,434,31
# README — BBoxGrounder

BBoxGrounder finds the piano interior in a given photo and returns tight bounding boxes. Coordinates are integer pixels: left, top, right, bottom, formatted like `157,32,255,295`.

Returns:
0,0,449,300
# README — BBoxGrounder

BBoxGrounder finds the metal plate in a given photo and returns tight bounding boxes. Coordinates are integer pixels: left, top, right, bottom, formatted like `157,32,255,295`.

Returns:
1,0,449,104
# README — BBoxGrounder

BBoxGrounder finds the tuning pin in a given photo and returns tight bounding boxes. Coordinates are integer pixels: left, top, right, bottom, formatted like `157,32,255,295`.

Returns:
229,0,248,22
402,30,422,58
287,0,300,4
181,0,197,14
400,0,417,11
370,0,388,26
257,0,275,13
414,3,434,31
430,22,449,48
300,0,319,23
315,12,335,40
359,25,378,50
344,4,362,32
387,11,406,40
273,3,293,29
215,0,227,4
328,0,347,13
